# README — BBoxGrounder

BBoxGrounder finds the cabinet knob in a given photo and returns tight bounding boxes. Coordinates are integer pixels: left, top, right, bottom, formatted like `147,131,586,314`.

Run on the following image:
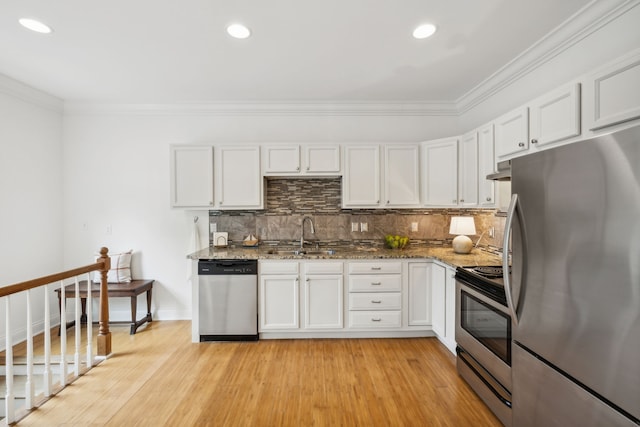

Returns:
518,142,525,147
531,139,538,144
209,201,214,206
460,199,464,203
306,166,309,171
296,166,300,171
453,199,457,203
486,197,492,202
371,282,382,286
386,200,390,204
371,318,382,322
371,300,382,304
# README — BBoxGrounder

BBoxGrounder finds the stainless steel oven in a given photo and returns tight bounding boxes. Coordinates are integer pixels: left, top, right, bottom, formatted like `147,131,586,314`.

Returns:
455,266,512,427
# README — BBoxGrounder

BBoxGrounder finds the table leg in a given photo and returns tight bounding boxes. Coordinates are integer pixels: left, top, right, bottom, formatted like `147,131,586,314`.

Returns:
146,288,153,322
130,295,138,335
80,297,88,324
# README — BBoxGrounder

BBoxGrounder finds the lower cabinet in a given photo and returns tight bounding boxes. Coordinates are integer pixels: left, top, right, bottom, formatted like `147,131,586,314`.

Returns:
431,263,457,354
258,259,442,338
303,262,344,329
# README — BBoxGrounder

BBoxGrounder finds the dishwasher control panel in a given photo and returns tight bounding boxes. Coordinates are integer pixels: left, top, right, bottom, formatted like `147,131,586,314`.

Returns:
198,260,258,275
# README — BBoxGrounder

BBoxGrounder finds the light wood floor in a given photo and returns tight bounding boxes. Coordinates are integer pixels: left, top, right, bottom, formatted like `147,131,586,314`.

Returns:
16,321,501,426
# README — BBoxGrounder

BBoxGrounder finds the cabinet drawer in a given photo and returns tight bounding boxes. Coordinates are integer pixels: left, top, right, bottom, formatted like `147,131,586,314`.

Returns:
348,262,402,275
348,275,401,292
349,293,401,310
349,311,402,328
259,261,299,275
304,261,343,275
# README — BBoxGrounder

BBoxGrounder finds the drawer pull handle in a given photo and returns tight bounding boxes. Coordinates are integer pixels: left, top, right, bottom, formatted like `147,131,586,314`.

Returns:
371,318,382,322
371,267,382,270
371,300,382,304
371,282,382,286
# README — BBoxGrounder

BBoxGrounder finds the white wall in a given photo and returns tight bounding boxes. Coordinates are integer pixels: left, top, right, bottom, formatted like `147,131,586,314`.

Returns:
458,2,640,132
0,76,64,345
61,111,457,320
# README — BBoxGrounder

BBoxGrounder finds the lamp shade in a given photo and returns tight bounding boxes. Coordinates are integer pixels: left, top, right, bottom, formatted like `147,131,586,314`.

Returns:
449,216,476,235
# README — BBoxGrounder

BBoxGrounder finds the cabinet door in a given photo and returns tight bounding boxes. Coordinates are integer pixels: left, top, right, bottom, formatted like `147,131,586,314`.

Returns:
259,275,299,330
303,274,343,329
422,138,458,207
458,131,478,207
263,145,300,174
170,145,214,208
586,50,640,131
529,83,581,147
430,263,446,337
477,124,496,207
384,145,421,207
495,107,529,158
215,146,263,209
305,145,341,174
342,145,381,207
408,262,431,326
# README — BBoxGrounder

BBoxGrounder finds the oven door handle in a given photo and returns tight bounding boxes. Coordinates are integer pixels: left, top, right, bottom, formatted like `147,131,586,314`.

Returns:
503,193,526,325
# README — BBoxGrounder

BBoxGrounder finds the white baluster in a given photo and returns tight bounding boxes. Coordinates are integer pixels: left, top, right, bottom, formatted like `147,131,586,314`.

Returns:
43,283,52,396
86,273,93,368
60,280,67,386
5,296,15,424
25,289,34,409
74,276,81,377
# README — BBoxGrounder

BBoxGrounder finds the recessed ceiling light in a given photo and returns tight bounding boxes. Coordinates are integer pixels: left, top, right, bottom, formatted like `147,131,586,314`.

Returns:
19,18,53,34
227,24,251,39
413,23,436,39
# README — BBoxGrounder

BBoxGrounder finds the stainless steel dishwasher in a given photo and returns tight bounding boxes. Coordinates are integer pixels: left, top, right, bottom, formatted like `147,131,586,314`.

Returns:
198,259,258,341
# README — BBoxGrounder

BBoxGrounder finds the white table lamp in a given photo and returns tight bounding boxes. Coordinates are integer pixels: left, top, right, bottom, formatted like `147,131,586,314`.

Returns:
449,216,476,254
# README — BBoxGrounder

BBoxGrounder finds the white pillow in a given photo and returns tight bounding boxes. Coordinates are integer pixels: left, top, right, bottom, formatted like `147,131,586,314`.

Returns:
93,250,133,283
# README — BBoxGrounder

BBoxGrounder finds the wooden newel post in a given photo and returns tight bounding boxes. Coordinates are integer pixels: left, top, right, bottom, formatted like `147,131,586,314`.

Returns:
97,247,112,356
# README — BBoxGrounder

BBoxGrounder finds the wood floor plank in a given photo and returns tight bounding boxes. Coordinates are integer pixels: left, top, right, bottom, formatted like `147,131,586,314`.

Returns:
15,321,502,426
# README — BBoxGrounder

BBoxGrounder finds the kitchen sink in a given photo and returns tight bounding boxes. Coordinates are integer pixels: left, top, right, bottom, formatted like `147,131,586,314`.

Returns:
267,249,337,256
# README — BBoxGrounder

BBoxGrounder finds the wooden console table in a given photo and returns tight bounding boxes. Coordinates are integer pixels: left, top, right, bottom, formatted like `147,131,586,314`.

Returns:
55,279,154,335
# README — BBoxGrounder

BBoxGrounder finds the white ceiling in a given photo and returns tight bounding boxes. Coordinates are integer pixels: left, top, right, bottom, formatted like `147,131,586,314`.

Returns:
0,0,594,104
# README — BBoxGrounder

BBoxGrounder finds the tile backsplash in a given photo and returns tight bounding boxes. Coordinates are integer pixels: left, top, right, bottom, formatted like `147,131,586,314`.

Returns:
210,177,505,250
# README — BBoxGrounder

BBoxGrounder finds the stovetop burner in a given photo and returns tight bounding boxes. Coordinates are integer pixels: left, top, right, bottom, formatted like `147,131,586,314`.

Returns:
472,266,506,279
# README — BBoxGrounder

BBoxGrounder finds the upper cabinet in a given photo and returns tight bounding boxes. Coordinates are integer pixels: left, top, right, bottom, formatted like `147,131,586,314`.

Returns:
170,145,214,208
585,49,640,132
422,138,458,207
384,145,421,207
263,145,341,176
170,145,263,210
496,83,581,161
458,131,479,207
477,124,496,207
342,144,420,208
215,146,263,209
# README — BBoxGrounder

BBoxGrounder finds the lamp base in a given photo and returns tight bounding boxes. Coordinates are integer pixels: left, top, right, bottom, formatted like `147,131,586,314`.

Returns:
452,235,473,254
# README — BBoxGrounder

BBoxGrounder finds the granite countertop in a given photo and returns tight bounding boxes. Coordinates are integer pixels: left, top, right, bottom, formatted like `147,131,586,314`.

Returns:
187,244,502,269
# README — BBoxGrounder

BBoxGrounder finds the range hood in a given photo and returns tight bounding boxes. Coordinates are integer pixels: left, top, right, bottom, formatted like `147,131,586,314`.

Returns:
487,160,511,181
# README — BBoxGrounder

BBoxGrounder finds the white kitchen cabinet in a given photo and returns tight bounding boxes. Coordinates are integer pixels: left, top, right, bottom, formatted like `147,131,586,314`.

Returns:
495,107,529,159
458,131,479,207
496,83,581,161
259,262,299,330
477,124,496,207
342,145,381,207
347,261,402,329
421,137,458,207
407,262,431,326
303,262,343,329
215,146,263,209
170,145,214,208
263,145,341,175
430,263,456,354
585,49,640,131
384,145,421,207
342,144,420,208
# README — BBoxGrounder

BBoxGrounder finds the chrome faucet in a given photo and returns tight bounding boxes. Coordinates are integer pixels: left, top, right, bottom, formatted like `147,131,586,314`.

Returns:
300,216,315,249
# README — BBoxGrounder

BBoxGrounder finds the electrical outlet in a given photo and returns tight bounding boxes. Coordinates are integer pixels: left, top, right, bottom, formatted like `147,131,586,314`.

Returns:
360,222,368,232
489,227,495,238
106,225,112,235
351,222,359,232
411,222,418,232
210,222,217,233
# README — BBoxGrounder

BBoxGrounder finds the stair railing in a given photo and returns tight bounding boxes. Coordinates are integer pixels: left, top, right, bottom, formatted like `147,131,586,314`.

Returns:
0,247,111,424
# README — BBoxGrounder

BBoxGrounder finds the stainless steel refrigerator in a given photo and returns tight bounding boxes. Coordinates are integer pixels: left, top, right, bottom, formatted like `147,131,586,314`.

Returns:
504,125,640,426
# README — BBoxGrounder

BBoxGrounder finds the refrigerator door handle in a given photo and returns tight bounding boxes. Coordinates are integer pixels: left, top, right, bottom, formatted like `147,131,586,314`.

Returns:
503,193,526,325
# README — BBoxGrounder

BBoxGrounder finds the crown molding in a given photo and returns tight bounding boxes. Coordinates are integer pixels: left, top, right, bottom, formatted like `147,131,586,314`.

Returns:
63,101,458,117
456,0,638,114
0,73,63,113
